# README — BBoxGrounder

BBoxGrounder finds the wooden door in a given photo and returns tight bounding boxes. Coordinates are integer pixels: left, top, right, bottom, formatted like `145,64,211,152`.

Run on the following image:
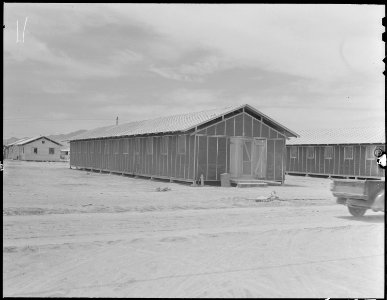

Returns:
242,139,253,176
252,139,267,179
230,138,242,178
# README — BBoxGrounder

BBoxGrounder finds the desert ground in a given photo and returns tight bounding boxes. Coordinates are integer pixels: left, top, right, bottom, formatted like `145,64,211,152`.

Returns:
3,160,384,298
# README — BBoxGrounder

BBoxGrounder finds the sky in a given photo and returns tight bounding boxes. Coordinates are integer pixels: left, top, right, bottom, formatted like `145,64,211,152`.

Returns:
3,4,385,139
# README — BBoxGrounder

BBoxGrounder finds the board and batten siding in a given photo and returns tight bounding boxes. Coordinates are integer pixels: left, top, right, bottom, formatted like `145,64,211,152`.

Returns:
70,134,195,181
71,111,288,182
286,144,385,178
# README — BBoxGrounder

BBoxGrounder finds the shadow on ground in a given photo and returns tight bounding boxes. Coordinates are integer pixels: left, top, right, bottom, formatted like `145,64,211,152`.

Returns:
336,215,385,223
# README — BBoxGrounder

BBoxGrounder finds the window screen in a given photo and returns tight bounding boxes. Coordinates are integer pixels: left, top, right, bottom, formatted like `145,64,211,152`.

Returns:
344,146,353,159
290,146,298,158
177,135,186,154
324,146,333,159
161,136,168,155
306,146,314,159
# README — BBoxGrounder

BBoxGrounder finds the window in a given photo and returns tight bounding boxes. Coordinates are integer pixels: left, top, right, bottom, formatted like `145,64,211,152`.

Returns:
177,135,186,154
306,146,314,159
97,141,101,154
146,137,153,155
135,138,140,154
123,139,129,154
324,146,333,159
290,146,298,158
49,148,55,154
114,140,119,154
161,136,168,155
365,145,376,160
22,147,24,154
33,147,38,154
104,141,109,154
42,140,45,144
344,146,353,159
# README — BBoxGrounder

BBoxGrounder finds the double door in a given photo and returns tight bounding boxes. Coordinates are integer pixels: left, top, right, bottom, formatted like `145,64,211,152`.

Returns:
230,137,266,179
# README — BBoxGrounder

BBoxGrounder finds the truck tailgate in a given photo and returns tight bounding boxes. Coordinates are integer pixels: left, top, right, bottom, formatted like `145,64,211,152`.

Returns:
331,179,367,199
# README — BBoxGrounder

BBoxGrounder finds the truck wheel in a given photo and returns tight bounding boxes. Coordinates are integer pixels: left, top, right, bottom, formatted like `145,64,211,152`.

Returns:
348,206,367,217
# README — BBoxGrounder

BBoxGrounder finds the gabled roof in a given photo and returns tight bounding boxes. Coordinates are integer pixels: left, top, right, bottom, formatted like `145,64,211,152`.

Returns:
12,136,63,146
70,104,298,141
287,127,385,145
6,137,31,146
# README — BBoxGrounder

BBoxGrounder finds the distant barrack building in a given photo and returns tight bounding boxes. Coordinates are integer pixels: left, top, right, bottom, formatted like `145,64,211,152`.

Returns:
286,127,385,179
69,104,298,185
5,136,63,162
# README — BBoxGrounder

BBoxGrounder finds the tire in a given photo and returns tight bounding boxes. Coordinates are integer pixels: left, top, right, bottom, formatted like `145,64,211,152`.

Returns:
348,206,367,217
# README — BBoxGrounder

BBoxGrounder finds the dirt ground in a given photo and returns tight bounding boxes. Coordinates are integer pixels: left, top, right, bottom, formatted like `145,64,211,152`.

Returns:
3,160,385,298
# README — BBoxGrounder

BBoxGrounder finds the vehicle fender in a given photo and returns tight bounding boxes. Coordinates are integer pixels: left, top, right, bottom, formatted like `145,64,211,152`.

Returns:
371,190,385,212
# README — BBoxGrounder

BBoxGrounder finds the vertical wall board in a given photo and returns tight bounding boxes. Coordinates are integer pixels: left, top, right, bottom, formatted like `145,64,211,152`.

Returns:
101,140,105,169
101,140,104,170
128,139,133,172
207,124,216,135
302,147,307,173
105,140,109,170
358,145,364,176
176,136,181,178
266,140,275,180
197,136,208,180
215,121,225,136
353,145,360,176
285,148,289,172
207,137,217,180
109,139,114,170
297,146,300,172
319,147,324,174
99,140,102,169
154,137,159,176
316,147,320,173
100,140,106,170
333,146,338,175
93,141,96,169
143,138,147,174
124,139,128,173
329,152,334,174
343,146,348,175
261,123,269,138
274,139,284,180
160,138,165,176
217,137,227,178
244,114,252,137
111,140,115,171
190,135,195,179
226,137,230,173
170,136,175,177
112,140,116,171
252,119,260,137
234,114,243,136
118,139,122,172
225,117,235,136
365,159,370,177
184,135,189,179
152,137,156,175
269,128,277,139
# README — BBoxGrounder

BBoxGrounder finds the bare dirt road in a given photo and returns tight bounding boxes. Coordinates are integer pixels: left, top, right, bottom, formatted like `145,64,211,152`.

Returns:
3,161,384,298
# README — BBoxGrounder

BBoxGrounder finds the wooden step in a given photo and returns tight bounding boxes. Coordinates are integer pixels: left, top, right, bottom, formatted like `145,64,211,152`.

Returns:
236,182,268,188
231,179,281,186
